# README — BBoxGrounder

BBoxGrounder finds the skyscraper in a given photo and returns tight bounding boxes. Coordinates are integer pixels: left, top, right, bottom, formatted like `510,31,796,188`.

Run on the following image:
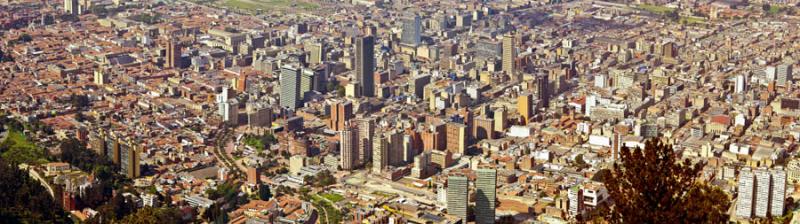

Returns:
340,123,359,170
247,167,260,186
308,42,326,65
357,118,375,165
119,141,140,178
517,93,532,125
735,74,747,94
166,40,181,68
568,185,585,218
355,36,375,97
776,63,792,86
328,101,353,132
401,14,422,47
64,0,78,15
754,168,771,217
502,33,516,80
737,168,756,218
447,175,468,222
372,134,389,173
280,65,301,109
771,168,787,217
536,74,550,107
476,169,497,224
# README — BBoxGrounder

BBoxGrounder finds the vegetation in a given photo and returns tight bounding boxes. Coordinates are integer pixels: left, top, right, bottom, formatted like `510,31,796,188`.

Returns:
596,140,730,223
637,4,676,14
206,182,239,201
304,170,336,188
0,48,13,62
258,184,272,201
0,129,48,165
321,193,344,203
222,0,319,12
243,133,276,152
0,157,72,223
310,194,343,224
119,207,183,224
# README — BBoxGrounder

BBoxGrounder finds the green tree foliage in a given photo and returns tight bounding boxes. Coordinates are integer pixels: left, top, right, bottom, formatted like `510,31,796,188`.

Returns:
0,158,71,223
599,140,730,223
310,170,336,188
119,207,183,224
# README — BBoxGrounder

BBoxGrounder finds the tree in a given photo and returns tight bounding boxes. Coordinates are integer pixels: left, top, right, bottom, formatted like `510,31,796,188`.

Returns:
0,157,71,223
119,207,182,224
762,3,771,12
599,140,730,223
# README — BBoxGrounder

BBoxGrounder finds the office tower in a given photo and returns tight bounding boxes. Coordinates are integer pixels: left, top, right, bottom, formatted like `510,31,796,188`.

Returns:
328,101,353,132
166,40,181,68
494,108,507,133
411,151,430,179
474,116,494,140
372,134,389,173
476,169,497,224
357,118,375,165
355,36,375,97
300,69,314,99
771,168,787,217
401,14,422,47
585,94,597,117
119,141,140,178
247,167,260,186
536,74,550,107
411,74,432,99
279,65,301,109
754,168,771,217
777,63,793,86
388,130,405,166
502,34,516,80
308,42,326,65
735,74,747,94
220,99,239,126
447,175,468,222
93,69,108,86
340,123,359,170
64,0,78,15
446,122,468,155
246,103,272,128
662,41,677,58
517,93,532,125
303,66,327,93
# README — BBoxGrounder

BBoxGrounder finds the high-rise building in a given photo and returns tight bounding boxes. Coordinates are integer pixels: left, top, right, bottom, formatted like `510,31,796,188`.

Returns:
247,167,260,186
340,123,359,170
328,101,353,132
388,130,405,166
280,65,302,109
776,63,793,86
502,34,516,80
357,118,375,165
568,186,585,218
93,69,108,86
735,74,747,94
401,14,422,47
308,42,326,65
476,169,497,224
771,168,787,217
737,168,756,218
372,133,389,173
447,175,468,222
166,40,181,68
737,167,787,219
755,168,771,217
411,151,431,179
536,74,550,107
446,122,468,155
220,99,239,126
355,36,376,97
119,141,140,178
517,93,532,125
245,103,272,128
64,0,78,15
494,108,507,133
